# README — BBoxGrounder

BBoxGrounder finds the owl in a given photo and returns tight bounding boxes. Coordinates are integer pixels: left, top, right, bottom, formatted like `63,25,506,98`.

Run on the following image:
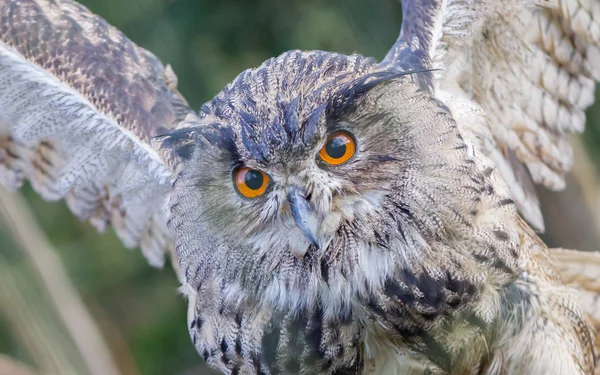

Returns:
2,0,600,374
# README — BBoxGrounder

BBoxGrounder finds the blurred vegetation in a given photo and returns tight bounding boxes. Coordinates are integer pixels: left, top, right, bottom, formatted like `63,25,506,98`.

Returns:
2,0,600,374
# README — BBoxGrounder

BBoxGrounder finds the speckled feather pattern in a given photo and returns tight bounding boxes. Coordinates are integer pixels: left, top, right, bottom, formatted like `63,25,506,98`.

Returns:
168,49,594,374
0,0,598,374
383,0,600,371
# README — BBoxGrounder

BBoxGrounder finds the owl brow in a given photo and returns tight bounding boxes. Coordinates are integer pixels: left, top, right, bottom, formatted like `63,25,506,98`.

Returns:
326,69,437,121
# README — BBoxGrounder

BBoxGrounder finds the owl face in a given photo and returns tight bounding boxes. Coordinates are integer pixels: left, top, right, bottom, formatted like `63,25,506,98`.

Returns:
191,82,404,260
177,52,416,262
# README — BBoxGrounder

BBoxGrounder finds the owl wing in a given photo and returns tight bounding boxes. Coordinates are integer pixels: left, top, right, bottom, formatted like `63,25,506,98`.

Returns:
0,0,197,268
552,249,600,317
382,0,600,231
551,249,600,359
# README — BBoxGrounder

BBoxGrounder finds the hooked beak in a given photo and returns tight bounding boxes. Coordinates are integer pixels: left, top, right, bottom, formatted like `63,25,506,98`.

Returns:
288,186,322,257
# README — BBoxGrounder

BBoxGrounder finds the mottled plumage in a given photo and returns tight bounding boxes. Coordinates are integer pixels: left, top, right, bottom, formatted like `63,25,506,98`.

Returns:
1,0,600,374
168,50,593,374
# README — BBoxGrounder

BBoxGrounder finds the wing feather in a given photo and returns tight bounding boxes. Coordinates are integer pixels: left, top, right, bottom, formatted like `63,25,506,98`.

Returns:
384,0,600,231
0,0,196,268
552,248,600,366
552,249,600,320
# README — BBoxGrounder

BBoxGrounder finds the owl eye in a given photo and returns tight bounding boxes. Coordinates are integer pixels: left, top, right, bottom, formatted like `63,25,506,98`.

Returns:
319,131,356,165
233,167,270,198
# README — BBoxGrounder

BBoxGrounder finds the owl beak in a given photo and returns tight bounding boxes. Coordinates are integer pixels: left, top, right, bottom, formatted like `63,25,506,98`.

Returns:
288,186,322,255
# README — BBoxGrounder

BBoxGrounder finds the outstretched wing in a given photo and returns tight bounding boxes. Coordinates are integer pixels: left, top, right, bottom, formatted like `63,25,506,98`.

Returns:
0,0,196,267
382,0,600,231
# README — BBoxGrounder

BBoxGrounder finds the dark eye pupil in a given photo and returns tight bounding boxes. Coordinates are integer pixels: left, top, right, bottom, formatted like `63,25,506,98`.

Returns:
245,170,264,190
326,137,347,159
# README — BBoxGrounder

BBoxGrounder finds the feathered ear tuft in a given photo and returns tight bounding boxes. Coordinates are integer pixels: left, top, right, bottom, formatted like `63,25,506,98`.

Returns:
326,70,434,120
155,121,237,162
155,128,199,160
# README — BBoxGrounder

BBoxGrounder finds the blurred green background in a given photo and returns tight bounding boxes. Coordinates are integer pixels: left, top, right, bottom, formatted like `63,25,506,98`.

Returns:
2,0,600,374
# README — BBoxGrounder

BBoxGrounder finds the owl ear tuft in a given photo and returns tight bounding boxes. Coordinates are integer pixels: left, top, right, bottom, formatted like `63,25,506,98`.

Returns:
156,122,237,162
326,69,434,120
155,128,199,160
326,71,404,120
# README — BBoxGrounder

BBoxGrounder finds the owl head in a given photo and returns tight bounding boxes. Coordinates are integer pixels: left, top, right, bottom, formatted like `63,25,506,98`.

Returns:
167,50,520,372
180,51,415,258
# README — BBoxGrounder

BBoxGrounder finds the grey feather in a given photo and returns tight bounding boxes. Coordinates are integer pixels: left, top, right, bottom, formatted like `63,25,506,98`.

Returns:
0,0,597,374
0,0,193,266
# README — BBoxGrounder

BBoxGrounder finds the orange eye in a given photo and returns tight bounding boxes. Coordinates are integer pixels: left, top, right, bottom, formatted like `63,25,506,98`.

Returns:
319,131,356,165
233,167,270,198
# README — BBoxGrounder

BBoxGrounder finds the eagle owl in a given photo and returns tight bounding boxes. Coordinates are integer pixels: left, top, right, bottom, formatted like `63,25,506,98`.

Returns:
1,0,600,374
